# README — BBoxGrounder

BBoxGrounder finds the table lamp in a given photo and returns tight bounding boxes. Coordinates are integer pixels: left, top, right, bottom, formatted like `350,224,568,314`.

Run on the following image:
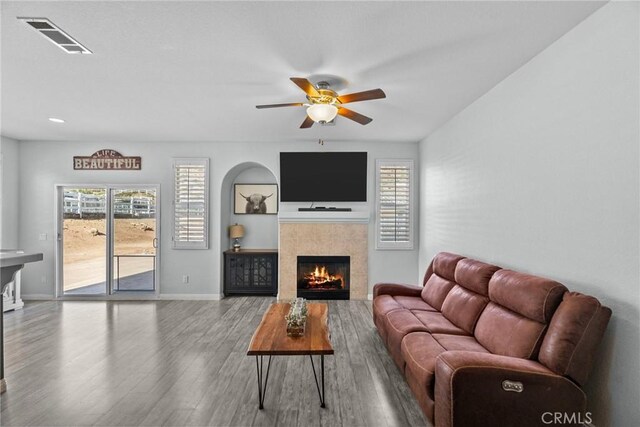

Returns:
229,224,245,252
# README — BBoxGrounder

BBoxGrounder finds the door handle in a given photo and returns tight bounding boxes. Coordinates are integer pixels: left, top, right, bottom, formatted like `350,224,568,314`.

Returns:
153,238,158,249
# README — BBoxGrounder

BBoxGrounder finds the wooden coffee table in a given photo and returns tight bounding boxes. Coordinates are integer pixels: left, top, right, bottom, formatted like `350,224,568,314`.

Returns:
247,302,334,409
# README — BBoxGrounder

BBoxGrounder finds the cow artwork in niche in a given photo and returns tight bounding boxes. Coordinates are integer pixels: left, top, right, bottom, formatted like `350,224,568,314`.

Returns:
234,183,279,215
241,192,273,214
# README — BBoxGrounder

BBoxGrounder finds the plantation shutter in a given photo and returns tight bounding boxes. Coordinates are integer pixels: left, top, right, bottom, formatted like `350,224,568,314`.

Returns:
376,160,414,250
173,158,209,249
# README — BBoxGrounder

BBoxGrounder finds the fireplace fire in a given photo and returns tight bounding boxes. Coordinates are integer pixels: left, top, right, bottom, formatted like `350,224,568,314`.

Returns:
297,256,350,300
302,265,343,289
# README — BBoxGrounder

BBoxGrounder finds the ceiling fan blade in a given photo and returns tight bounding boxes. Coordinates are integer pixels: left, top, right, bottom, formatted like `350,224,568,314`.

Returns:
255,102,304,109
300,115,314,129
337,88,386,104
290,77,320,97
337,107,373,125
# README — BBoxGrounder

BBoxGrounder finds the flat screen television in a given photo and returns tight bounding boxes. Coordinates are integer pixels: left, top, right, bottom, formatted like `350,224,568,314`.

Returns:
280,152,367,202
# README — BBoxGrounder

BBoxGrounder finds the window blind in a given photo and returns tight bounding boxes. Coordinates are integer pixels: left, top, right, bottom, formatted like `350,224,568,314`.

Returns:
376,160,413,250
173,158,209,249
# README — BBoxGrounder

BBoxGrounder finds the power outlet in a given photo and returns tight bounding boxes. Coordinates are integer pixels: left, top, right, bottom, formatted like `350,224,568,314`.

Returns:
39,233,47,241
182,275,189,284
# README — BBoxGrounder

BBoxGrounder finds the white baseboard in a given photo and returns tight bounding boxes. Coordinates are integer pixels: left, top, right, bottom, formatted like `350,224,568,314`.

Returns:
22,294,54,300
159,293,222,301
23,293,223,301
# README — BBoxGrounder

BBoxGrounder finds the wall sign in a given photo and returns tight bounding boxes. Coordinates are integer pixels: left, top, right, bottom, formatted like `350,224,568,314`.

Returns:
73,149,141,170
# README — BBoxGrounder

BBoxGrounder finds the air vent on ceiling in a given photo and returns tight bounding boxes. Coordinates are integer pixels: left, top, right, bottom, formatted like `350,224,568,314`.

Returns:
18,17,92,54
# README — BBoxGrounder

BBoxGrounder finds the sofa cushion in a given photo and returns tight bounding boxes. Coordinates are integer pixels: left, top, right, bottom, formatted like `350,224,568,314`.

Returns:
401,332,446,400
373,295,401,343
454,258,500,296
421,275,456,311
441,285,489,334
432,334,490,353
474,302,546,359
539,292,612,386
372,295,436,337
373,295,403,317
488,269,567,323
412,310,468,335
372,296,397,343
432,252,465,281
386,310,429,338
394,296,437,312
385,310,429,370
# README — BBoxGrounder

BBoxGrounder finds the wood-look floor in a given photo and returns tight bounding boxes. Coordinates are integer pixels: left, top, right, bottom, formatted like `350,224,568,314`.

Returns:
0,298,428,426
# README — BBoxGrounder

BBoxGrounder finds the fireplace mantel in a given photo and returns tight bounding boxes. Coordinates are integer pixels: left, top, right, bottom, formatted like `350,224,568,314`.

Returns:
278,210,370,224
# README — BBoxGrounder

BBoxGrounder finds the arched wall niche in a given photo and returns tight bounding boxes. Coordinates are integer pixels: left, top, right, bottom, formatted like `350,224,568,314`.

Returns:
219,162,279,291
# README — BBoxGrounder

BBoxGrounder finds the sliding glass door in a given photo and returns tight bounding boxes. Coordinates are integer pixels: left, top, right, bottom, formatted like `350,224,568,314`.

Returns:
111,188,157,292
62,188,108,295
58,185,159,296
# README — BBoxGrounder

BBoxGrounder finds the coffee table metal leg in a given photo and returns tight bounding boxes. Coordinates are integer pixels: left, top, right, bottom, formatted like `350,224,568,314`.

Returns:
309,355,326,408
256,355,272,410
321,355,325,408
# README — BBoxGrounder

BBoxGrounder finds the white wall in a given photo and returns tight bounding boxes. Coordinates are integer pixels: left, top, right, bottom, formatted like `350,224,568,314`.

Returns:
0,135,19,248
17,140,420,299
419,3,639,425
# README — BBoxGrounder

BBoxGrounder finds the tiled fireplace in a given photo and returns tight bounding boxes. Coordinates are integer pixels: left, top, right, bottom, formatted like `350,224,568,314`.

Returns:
278,212,369,300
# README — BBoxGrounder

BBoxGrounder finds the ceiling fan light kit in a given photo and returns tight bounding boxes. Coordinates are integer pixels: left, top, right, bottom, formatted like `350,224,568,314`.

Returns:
306,104,338,124
256,77,386,128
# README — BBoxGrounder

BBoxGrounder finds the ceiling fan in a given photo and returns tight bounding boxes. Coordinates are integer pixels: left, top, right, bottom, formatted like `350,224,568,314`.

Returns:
256,77,386,128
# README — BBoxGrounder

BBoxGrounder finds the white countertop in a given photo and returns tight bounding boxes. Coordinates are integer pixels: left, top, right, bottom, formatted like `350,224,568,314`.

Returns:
0,250,44,267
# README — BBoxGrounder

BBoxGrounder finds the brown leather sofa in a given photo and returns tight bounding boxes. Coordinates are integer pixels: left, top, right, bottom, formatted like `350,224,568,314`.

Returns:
373,252,611,427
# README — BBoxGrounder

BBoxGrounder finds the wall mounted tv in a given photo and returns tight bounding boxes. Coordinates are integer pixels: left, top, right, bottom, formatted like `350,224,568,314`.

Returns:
280,152,367,202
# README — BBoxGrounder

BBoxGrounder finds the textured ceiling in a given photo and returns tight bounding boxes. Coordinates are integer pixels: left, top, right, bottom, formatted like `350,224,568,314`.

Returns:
0,1,604,142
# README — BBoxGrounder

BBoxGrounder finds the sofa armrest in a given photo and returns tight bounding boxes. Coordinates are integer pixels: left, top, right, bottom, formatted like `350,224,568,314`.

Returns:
435,351,587,427
372,283,422,299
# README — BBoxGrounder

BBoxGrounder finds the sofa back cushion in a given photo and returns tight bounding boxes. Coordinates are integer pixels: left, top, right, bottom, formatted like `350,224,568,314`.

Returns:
421,275,456,311
438,258,498,334
539,292,612,386
474,303,547,358
488,270,567,323
454,258,500,296
422,261,434,286
441,286,489,334
474,270,567,359
421,252,464,310
433,252,465,281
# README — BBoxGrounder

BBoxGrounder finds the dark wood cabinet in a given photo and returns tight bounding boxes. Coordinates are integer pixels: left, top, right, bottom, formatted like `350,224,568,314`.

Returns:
224,249,278,296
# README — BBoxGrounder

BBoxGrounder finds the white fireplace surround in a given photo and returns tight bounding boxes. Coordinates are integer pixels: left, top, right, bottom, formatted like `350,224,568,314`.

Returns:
278,210,370,224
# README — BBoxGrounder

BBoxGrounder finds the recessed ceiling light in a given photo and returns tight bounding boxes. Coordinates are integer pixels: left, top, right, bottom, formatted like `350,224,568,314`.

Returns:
49,117,65,123
18,17,92,55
